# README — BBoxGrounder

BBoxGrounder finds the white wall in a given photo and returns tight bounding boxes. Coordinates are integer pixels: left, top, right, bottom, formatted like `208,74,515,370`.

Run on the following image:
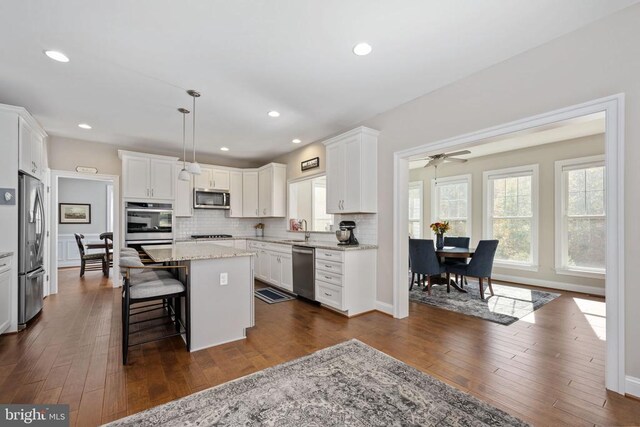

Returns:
356,5,640,377
410,133,605,291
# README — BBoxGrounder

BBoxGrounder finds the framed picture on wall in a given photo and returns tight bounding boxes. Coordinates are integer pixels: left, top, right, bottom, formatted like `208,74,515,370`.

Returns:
59,203,91,224
301,157,320,171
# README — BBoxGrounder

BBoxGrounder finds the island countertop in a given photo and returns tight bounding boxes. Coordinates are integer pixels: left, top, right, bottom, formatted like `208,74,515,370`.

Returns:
143,242,254,263
174,236,378,251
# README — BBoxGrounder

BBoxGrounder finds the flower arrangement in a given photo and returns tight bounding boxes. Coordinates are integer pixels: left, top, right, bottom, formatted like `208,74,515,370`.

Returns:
254,223,265,230
430,221,450,235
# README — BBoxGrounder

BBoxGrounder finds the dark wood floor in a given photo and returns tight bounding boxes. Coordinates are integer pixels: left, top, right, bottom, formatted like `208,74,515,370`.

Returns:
1,269,639,426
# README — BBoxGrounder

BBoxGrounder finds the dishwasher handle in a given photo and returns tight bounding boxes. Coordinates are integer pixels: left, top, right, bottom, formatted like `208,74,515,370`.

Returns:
292,246,314,255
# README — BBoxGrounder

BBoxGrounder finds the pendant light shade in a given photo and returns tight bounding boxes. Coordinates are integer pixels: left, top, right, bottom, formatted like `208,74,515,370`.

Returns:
178,107,191,181
186,89,202,175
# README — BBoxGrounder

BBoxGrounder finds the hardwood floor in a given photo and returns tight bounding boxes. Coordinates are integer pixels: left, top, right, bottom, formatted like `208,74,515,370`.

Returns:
1,268,639,426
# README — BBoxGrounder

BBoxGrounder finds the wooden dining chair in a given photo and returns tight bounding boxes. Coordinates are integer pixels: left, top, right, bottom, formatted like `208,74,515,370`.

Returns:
74,233,106,277
100,232,113,277
409,239,446,295
446,240,499,300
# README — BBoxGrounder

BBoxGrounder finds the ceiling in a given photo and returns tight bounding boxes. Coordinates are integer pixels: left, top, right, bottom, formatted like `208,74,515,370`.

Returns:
0,1,635,162
409,112,605,169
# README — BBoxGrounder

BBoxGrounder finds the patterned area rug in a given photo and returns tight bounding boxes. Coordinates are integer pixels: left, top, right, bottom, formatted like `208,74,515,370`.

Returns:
254,287,295,304
104,340,527,426
410,279,559,325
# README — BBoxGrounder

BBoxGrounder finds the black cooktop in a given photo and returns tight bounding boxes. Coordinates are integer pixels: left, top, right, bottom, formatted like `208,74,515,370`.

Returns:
191,234,233,239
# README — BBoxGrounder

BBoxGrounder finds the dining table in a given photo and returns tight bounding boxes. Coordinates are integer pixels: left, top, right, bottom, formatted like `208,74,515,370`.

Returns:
435,246,475,293
85,241,113,250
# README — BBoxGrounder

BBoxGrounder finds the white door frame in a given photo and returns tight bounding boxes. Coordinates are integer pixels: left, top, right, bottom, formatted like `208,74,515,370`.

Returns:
50,170,121,294
392,94,625,393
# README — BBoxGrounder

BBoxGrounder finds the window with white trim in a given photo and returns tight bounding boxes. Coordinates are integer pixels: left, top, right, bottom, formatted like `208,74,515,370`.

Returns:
555,156,605,275
408,181,423,238
431,175,471,237
484,165,538,269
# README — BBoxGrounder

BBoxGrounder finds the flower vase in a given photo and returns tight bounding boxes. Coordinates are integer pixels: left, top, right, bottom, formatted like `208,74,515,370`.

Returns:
436,233,444,250
255,229,264,237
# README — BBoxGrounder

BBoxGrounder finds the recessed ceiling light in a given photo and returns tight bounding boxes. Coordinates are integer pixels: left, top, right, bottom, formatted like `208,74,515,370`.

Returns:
267,111,280,118
352,42,372,56
292,139,301,144
78,123,92,129
44,50,70,63
220,147,229,151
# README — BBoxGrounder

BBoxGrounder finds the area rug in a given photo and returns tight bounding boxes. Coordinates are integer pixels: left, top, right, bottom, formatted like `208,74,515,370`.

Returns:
410,279,559,325
104,339,527,426
254,287,295,304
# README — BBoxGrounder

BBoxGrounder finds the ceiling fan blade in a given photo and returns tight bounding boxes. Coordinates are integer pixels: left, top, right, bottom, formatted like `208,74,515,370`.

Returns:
424,159,436,168
445,150,471,157
445,157,468,163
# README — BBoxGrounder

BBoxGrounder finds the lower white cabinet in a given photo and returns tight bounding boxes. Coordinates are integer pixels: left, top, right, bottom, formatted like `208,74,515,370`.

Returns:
0,256,13,334
248,241,292,292
315,248,377,316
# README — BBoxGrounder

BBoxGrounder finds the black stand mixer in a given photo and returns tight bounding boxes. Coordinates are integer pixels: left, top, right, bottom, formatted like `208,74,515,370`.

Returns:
336,221,359,246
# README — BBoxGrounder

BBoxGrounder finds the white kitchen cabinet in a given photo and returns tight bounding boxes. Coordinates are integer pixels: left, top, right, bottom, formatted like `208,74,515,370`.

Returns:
119,151,178,200
175,164,193,217
323,127,379,214
314,248,377,316
18,117,46,180
0,256,12,334
242,170,259,217
257,163,286,217
280,253,293,292
228,170,243,218
248,242,293,292
150,159,176,199
195,167,230,190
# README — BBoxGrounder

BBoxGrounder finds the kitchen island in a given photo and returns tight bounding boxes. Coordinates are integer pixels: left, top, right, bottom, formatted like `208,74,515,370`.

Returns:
143,242,255,352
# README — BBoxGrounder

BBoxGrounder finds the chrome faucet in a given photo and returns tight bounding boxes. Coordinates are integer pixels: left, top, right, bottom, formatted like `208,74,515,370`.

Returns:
301,219,310,242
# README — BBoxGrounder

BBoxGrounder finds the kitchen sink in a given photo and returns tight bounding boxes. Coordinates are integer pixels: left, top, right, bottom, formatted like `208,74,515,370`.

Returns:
280,239,307,243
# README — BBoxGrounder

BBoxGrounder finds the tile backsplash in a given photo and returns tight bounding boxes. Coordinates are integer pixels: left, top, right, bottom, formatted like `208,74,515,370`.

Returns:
175,210,378,244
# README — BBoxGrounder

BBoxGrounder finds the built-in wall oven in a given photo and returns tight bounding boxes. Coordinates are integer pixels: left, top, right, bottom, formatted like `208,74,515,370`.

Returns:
125,202,173,262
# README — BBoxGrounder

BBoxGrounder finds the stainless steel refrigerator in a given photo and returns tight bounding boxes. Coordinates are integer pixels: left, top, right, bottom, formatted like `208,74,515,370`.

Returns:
18,173,45,329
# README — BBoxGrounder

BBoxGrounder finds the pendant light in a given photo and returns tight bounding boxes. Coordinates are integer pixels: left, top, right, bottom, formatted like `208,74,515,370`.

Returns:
186,89,202,175
178,107,191,181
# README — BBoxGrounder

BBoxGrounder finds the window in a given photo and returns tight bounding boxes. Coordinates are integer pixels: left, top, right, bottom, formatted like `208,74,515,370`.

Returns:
484,165,538,269
431,175,471,237
555,156,605,276
408,181,423,238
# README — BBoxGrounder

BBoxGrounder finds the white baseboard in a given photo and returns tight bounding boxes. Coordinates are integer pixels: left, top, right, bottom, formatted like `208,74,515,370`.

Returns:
375,300,394,315
626,376,640,399
491,273,605,296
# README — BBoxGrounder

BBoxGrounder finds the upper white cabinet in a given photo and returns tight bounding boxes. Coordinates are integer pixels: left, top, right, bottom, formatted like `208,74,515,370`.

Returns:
18,116,46,181
175,164,193,217
195,167,230,190
242,170,259,217
257,163,286,217
119,151,178,200
228,170,243,218
324,127,379,214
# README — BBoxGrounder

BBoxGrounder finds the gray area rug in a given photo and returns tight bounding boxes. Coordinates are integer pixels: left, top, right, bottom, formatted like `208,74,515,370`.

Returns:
410,279,559,325
104,339,527,426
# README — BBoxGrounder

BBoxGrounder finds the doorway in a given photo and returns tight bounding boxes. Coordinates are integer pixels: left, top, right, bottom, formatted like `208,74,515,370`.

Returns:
49,170,121,294
392,94,625,393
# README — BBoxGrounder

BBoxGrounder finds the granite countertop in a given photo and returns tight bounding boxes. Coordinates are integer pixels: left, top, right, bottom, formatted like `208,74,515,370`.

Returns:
143,242,254,263
175,236,378,251
0,252,14,259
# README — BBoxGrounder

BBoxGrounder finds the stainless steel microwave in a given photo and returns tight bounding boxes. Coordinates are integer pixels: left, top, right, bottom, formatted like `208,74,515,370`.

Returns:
194,188,230,209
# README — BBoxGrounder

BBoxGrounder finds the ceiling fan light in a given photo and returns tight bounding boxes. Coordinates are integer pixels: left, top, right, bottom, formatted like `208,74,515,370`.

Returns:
187,161,201,175
178,168,191,181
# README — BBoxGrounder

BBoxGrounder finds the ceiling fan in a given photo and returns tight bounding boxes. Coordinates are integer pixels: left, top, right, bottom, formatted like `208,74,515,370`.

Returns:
418,150,471,168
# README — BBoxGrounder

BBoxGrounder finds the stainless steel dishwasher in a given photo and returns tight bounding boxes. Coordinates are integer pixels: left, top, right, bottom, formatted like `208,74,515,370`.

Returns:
292,246,315,300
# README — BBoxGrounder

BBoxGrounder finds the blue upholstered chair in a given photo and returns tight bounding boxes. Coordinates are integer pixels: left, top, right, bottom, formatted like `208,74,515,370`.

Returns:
409,239,446,295
443,236,471,287
446,240,499,300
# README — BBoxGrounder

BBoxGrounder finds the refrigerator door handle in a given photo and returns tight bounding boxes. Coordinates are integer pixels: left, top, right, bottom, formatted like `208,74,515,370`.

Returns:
26,267,45,280
34,186,45,262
